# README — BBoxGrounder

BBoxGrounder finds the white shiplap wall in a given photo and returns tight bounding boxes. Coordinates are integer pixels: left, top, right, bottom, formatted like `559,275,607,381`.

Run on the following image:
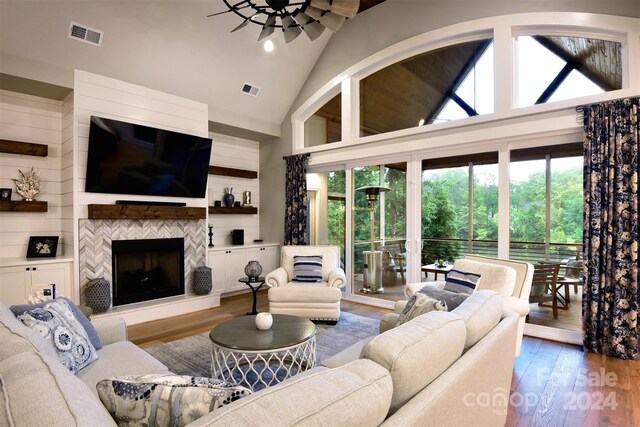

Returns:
72,70,210,214
60,92,74,258
208,133,261,246
0,90,63,259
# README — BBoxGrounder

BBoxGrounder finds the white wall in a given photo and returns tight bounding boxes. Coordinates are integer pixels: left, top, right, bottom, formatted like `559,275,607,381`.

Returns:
0,90,63,259
208,133,261,246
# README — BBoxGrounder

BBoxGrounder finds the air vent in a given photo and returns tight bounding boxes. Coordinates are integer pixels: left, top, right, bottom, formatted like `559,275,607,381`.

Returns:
68,22,103,47
241,83,260,97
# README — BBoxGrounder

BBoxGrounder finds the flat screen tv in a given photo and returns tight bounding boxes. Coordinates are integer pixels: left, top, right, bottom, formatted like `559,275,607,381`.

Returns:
85,116,212,198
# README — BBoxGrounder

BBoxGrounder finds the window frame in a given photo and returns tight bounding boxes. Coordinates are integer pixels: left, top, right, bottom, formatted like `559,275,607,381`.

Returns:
292,13,637,155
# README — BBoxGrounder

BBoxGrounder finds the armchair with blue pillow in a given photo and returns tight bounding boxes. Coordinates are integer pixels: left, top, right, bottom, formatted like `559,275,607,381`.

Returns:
265,245,346,322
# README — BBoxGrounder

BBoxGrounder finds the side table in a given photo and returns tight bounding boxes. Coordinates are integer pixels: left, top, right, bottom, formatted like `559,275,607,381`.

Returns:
421,263,454,280
239,277,265,315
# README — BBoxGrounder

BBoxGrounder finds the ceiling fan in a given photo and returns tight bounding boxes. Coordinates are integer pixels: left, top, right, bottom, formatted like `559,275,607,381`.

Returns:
208,0,361,43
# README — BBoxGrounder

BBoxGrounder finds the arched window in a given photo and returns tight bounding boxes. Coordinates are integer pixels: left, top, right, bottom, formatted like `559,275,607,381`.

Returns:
516,35,621,108
359,38,494,136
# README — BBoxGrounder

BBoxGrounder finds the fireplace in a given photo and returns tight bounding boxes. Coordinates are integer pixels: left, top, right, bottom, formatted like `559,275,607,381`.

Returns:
112,238,185,306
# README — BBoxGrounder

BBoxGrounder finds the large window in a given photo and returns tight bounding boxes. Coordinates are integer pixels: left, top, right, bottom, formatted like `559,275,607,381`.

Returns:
351,163,406,297
516,35,621,107
509,143,583,263
360,38,494,136
421,153,499,264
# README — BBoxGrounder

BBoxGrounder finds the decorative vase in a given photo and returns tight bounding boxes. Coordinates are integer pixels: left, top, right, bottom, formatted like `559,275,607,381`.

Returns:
255,312,273,330
244,260,262,281
85,278,111,313
193,266,213,295
223,187,235,207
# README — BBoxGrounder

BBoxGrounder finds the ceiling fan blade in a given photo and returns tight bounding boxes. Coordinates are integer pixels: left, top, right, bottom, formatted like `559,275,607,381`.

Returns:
310,0,360,19
231,19,250,32
305,6,346,32
293,12,326,41
282,15,303,43
257,15,276,41
207,0,250,17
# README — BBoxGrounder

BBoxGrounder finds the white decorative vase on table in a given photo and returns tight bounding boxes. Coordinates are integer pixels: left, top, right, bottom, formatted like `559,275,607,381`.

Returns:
255,312,273,330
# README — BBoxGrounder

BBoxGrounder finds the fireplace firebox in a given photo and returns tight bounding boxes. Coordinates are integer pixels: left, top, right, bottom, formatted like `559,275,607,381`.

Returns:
112,238,185,306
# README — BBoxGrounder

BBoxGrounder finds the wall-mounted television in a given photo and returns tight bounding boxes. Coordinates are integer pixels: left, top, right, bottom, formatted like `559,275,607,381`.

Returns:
85,116,212,198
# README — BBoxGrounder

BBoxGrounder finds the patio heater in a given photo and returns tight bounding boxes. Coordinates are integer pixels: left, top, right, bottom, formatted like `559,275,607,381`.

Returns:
356,185,390,294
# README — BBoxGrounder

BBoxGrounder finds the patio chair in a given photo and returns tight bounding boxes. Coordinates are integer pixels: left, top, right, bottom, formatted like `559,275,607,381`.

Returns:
529,263,561,318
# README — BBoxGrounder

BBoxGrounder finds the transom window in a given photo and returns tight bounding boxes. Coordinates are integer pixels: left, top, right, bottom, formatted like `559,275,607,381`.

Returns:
516,35,622,107
360,38,494,136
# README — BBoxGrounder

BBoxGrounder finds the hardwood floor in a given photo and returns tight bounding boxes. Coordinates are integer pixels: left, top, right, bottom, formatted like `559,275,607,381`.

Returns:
128,291,640,426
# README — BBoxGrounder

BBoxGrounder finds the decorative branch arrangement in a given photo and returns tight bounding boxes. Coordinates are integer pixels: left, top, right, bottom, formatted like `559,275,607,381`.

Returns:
13,167,41,201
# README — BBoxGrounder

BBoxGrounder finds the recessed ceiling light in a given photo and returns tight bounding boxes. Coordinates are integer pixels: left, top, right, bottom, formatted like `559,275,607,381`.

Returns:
263,40,274,52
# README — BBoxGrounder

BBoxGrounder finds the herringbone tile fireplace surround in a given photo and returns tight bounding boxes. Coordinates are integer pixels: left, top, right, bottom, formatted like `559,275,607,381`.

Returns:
78,218,206,305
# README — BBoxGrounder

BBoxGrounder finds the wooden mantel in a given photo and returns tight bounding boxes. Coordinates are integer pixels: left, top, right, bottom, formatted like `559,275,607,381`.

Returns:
88,204,206,220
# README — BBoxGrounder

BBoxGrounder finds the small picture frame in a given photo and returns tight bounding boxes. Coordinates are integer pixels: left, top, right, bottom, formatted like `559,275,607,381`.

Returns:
0,188,11,201
26,236,59,258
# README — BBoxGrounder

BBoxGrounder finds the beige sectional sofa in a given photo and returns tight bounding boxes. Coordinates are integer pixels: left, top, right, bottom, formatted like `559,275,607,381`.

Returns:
402,254,533,356
1,289,517,426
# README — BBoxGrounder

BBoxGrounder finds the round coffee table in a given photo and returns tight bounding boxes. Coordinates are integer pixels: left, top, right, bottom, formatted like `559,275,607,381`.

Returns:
209,314,316,391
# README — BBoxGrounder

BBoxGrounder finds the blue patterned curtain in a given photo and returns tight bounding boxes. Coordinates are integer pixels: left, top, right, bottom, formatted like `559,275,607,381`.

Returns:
582,97,639,360
283,153,311,246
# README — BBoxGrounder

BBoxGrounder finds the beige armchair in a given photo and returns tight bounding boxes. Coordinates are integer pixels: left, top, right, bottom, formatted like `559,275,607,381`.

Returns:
265,245,346,322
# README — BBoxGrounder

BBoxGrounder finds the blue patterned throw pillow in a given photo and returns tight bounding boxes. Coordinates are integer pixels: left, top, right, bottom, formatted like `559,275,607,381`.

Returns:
395,293,448,326
11,296,102,350
96,374,252,427
444,269,481,295
17,298,98,373
292,255,323,282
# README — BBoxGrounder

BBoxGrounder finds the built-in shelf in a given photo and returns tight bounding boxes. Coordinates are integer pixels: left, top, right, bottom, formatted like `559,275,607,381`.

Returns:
208,206,258,215
0,200,48,212
0,139,48,157
88,204,207,220
208,165,257,179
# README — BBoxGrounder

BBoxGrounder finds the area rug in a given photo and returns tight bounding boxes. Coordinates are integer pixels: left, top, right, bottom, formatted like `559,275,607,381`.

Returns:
145,312,379,381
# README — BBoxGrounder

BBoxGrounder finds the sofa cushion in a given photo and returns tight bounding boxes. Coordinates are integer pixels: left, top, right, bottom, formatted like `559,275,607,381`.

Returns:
17,298,98,373
0,302,58,361
418,284,470,310
292,255,323,282
77,340,170,393
11,297,102,350
96,374,251,427
444,269,481,294
0,350,115,426
189,359,392,427
452,290,503,351
454,258,517,296
395,293,447,326
362,311,466,414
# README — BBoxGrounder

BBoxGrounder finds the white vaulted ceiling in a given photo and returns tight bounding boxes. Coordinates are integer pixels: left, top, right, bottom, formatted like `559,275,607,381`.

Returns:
0,1,381,138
